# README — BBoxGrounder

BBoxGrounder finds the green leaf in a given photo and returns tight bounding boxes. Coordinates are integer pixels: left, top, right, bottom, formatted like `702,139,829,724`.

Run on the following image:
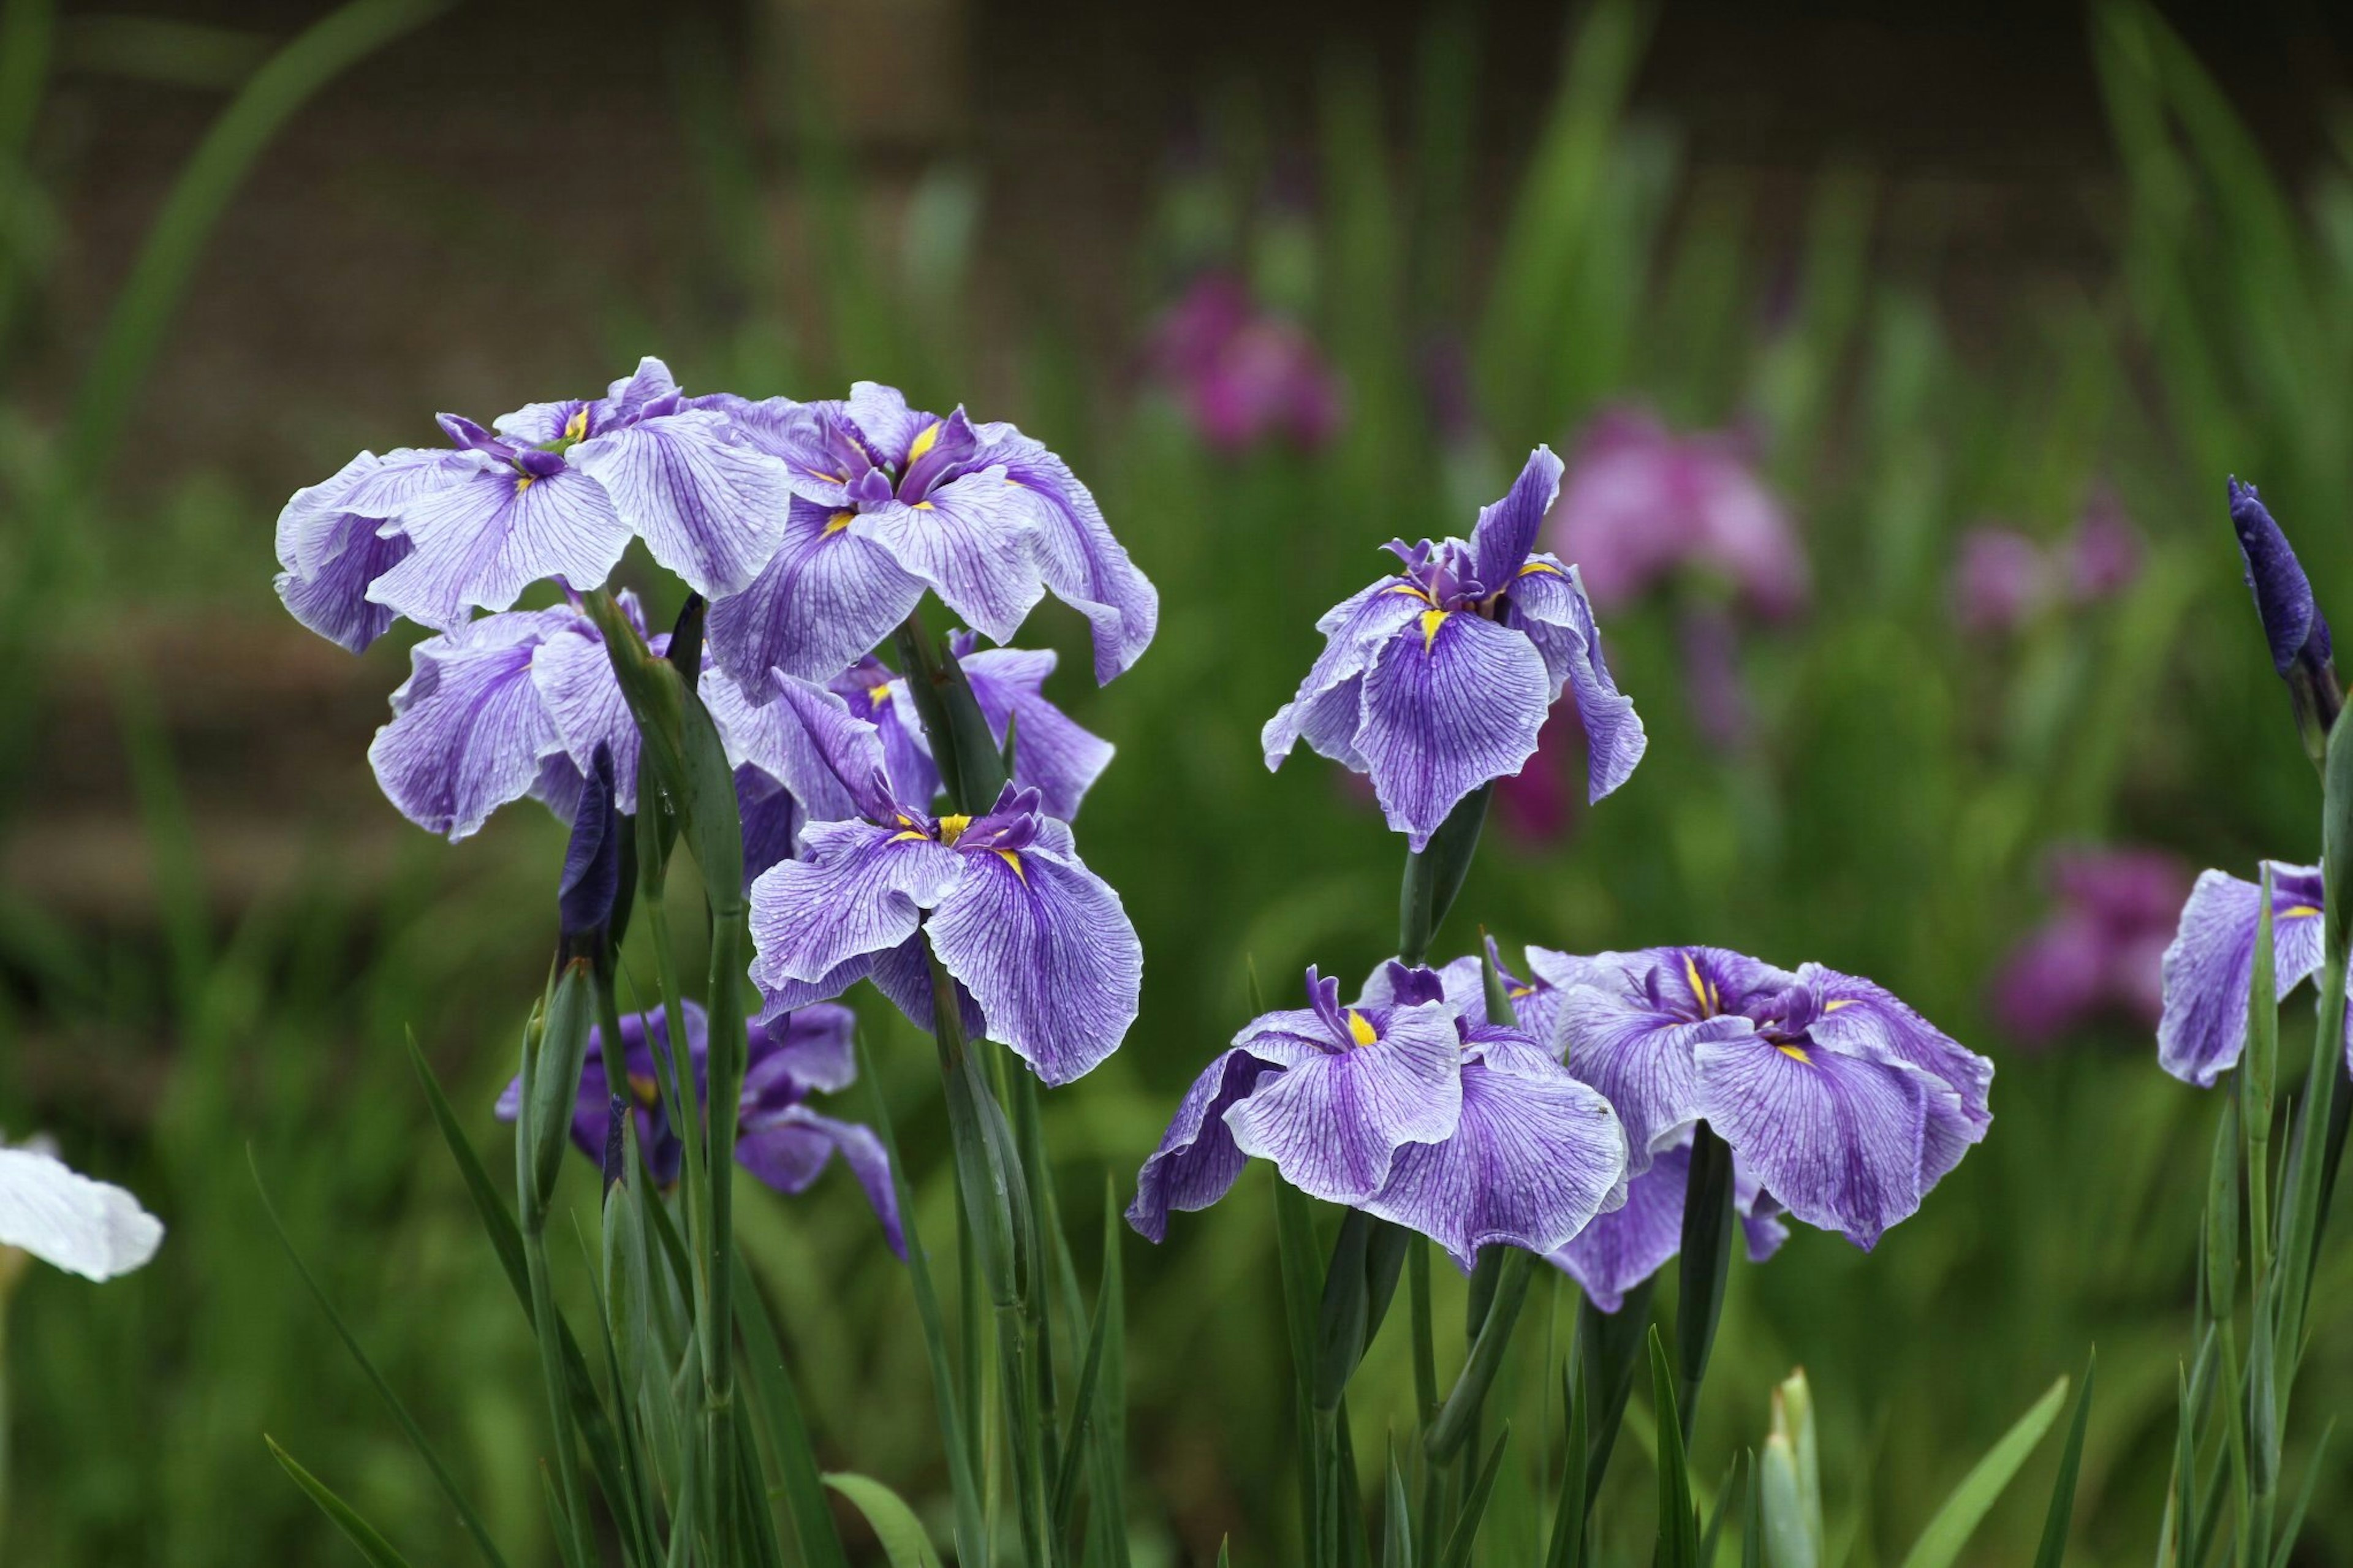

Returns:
1544,1359,1589,1568
2030,1351,2096,1568
1650,1328,1700,1568
1439,1424,1513,1568
1576,1279,1655,1510
1675,1124,1738,1445
265,1436,417,1568
249,1151,511,1568
2268,1417,2333,1568
825,1472,946,1568
1742,1449,1763,1568
1893,1375,2070,1568
1383,1443,1414,1568
1700,1455,1739,1566
1052,1259,1116,1532
1428,1248,1536,1462
735,1251,854,1568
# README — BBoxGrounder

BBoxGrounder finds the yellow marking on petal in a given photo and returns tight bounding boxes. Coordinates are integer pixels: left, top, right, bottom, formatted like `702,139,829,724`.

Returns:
1776,1042,1813,1064
807,466,847,483
912,500,936,511
895,812,915,827
514,474,535,493
1822,998,1854,1012
889,830,930,843
1509,983,1537,999
1004,475,1023,487
626,1072,661,1107
1683,953,1713,1016
1344,1009,1378,1048
995,848,1027,882
564,407,590,442
868,683,893,706
1385,582,1434,602
1419,609,1450,650
2284,904,2324,918
936,814,972,846
824,509,855,536
907,420,942,464
1517,560,1563,577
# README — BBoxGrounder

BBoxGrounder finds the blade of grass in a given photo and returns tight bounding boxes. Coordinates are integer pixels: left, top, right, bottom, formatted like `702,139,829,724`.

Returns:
1894,1375,2069,1568
733,1249,854,1568
1438,1425,1513,1568
265,1436,417,1568
2031,1351,2096,1568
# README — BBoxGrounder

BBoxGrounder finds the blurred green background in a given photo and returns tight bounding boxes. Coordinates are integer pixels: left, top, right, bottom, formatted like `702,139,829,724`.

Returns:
5,0,2353,1561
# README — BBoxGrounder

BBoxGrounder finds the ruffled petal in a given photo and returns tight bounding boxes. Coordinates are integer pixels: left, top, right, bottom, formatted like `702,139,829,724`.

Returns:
1468,445,1565,589
531,610,647,814
747,820,966,993
735,1107,905,1259
2157,863,2329,1088
0,1147,164,1282
368,610,572,839
705,496,925,694
369,460,631,632
273,449,468,650
971,423,1159,683
1354,610,1553,852
1509,556,1646,802
844,382,933,466
959,646,1115,820
1126,1046,1285,1241
1222,1002,1464,1205
1801,964,1993,1186
707,673,897,826
852,474,1047,645
1362,1039,1627,1270
746,1003,860,1100
1262,577,1427,771
926,838,1142,1084
570,410,792,598
1548,1142,1689,1312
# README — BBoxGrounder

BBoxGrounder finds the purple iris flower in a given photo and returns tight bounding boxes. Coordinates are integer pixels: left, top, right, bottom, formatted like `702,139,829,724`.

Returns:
1993,846,2188,1047
278,359,792,643
741,675,1141,1085
1127,964,1629,1269
2157,860,2348,1088
700,382,1157,695
824,632,1114,822
367,591,667,839
1537,945,1993,1249
495,1001,903,1258
1355,937,1569,1053
1263,447,1647,850
1547,1134,1787,1313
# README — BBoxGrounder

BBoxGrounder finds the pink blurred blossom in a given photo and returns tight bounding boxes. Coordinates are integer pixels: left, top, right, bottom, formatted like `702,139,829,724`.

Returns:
1547,407,1808,620
1953,489,2145,635
1146,273,1342,455
1993,846,2190,1047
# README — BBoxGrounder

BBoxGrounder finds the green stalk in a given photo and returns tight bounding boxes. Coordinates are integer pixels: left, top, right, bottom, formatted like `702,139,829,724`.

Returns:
517,987,595,1567
1675,1123,1738,1446
1398,786,1494,966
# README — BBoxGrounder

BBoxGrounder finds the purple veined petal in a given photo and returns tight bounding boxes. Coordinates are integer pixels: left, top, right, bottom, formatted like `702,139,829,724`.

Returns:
1126,1046,1287,1241
531,753,588,826
1799,963,1993,1185
1547,1140,1689,1312
959,646,1115,820
707,672,898,826
899,408,982,502
1553,980,1739,1173
688,393,869,502
745,1002,860,1102
598,356,683,425
1355,956,1480,1014
851,472,1048,646
1694,1029,1932,1250
971,422,1160,684
925,835,1142,1085
856,931,990,1043
755,952,881,1018
832,663,942,810
368,609,574,840
369,458,632,632
1468,445,1566,591
1263,576,1430,771
273,449,471,652
1363,1038,1627,1269
1222,1001,1464,1205
844,382,935,467
748,819,966,994
1508,556,1646,803
532,607,647,814
570,409,793,598
736,765,803,891
1354,610,1553,852
2157,862,2330,1088
735,1105,906,1259
495,397,591,447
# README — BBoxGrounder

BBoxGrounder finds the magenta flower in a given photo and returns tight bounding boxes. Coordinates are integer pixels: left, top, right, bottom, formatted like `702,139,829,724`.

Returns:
1547,407,1807,621
1954,492,2145,635
1993,846,2189,1047
1146,273,1342,455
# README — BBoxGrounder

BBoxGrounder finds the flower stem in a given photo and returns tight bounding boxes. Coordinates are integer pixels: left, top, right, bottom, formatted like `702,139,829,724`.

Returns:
1674,1121,1737,1447
1398,785,1495,967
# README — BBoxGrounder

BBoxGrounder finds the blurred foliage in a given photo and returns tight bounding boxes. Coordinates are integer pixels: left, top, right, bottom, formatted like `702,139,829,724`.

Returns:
1,0,2351,1563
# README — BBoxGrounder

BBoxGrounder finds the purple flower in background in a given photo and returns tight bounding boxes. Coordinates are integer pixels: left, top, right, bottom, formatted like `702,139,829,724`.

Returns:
2157,860,2346,1088
743,676,1140,1085
2067,486,2143,602
278,358,793,642
1538,945,1993,1249
1954,527,2050,634
1146,272,1342,455
1547,1135,1787,1312
366,591,667,839
702,382,1157,693
1993,846,2189,1047
496,1001,903,1257
1264,447,1647,850
825,633,1115,822
1547,408,1808,621
1126,964,1628,1267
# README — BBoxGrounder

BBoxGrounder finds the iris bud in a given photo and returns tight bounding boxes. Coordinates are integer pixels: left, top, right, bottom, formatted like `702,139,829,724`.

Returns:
2230,477,2341,768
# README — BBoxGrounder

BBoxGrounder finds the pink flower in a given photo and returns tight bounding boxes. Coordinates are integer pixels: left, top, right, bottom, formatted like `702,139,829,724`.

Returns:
1992,846,2191,1047
1146,273,1343,455
1547,407,1808,619
1953,489,2144,635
